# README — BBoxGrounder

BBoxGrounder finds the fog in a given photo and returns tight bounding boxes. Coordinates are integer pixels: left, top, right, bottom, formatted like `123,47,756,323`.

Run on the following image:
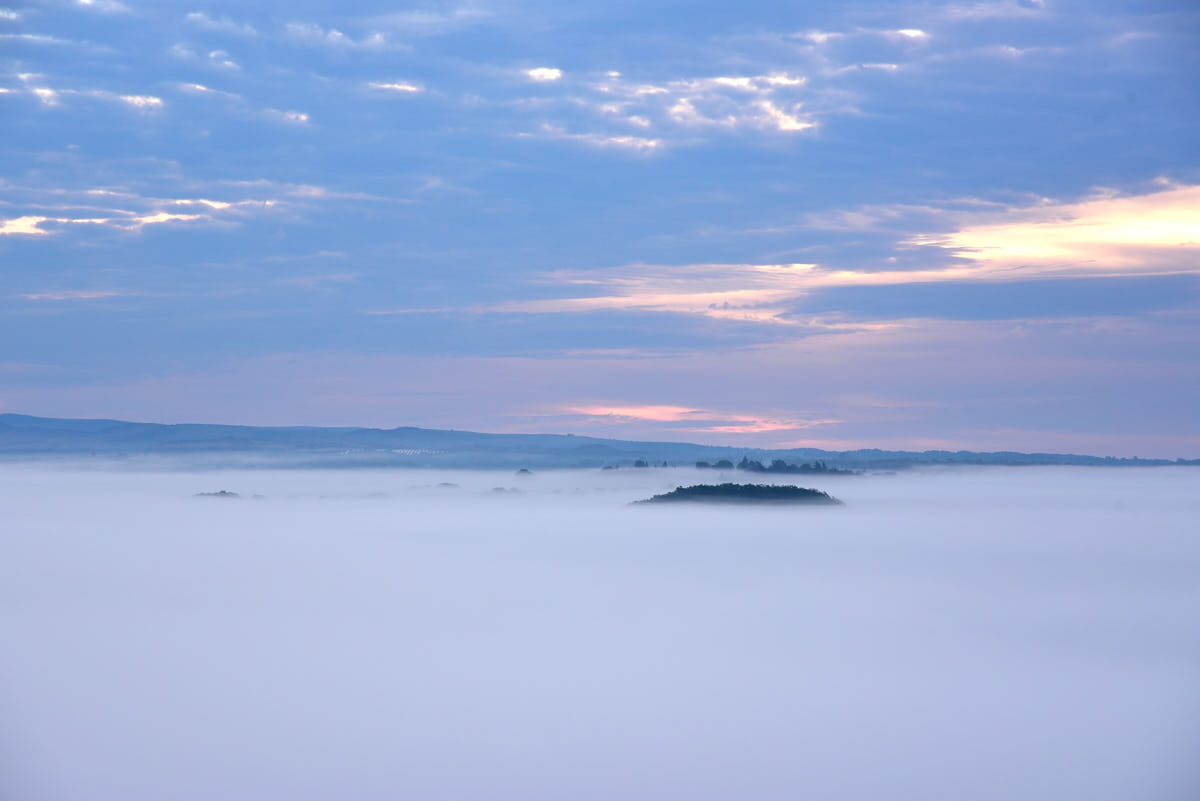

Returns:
2,465,1198,800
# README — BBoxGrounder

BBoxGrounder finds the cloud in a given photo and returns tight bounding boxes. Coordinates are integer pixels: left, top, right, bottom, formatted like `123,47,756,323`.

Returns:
284,22,391,49
889,28,930,40
754,99,814,131
21,289,126,300
0,211,204,236
525,67,563,82
74,0,130,14
589,70,818,138
168,43,240,69
395,184,1200,326
183,12,257,37
118,94,163,109
567,404,699,422
369,81,424,94
1,216,55,235
940,1,1048,21
909,184,1200,276
370,5,491,35
557,404,839,434
0,184,302,240
175,82,241,101
206,49,239,69
9,80,164,111
32,87,60,105
520,123,662,153
797,30,843,45
265,108,310,125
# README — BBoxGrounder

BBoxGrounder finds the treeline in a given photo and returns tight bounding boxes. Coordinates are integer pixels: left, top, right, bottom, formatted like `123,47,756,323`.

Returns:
695,456,857,475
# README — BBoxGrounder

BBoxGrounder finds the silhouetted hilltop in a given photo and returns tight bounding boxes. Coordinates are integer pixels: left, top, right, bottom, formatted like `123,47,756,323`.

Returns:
634,483,843,505
0,413,1194,469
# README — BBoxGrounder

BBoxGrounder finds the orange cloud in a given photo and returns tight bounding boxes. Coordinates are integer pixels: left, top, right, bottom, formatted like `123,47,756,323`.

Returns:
561,404,839,433
566,404,702,422
476,183,1200,324
910,183,1200,276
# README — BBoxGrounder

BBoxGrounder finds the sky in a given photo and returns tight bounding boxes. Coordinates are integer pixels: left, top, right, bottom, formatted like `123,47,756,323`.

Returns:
1,0,1198,456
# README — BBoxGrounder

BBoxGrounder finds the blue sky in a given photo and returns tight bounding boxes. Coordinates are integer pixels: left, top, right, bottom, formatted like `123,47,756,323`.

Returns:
1,0,1198,455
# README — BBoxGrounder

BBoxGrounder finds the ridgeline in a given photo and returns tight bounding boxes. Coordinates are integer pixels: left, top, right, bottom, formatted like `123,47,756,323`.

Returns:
1,413,1194,470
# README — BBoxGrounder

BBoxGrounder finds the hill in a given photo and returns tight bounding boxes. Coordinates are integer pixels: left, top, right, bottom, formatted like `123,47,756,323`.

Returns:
0,413,1194,470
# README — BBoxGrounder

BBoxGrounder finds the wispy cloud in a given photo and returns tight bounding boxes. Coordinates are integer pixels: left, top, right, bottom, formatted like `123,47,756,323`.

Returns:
21,289,127,300
284,22,392,50
368,81,424,94
370,4,491,35
518,123,662,153
73,0,131,15
264,108,310,125
117,94,163,109
940,1,1049,21
183,11,257,37
381,184,1200,325
174,82,242,100
555,404,840,434
6,79,164,111
0,211,204,236
168,43,240,69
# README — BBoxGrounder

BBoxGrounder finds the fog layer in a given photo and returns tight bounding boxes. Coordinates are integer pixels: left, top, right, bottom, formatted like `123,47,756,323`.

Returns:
2,466,1198,800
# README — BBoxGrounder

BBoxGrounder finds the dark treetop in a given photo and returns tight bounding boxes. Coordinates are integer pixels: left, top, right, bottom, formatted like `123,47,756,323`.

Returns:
633,483,844,505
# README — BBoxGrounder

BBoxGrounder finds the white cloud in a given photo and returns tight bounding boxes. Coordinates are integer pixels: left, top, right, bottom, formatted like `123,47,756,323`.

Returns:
75,0,130,14
369,81,423,94
522,123,661,153
168,43,240,69
119,94,163,109
175,82,241,100
370,5,491,35
0,33,74,46
941,1,1048,20
590,70,818,139
0,211,204,236
32,87,60,106
763,73,807,87
265,109,310,125
0,9,20,21
755,100,814,131
797,30,843,45
525,67,563,82
183,12,257,37
207,49,240,69
285,22,391,49
1,216,54,235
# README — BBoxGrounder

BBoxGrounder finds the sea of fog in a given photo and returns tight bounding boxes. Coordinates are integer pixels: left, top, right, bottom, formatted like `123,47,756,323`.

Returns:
1,464,1198,800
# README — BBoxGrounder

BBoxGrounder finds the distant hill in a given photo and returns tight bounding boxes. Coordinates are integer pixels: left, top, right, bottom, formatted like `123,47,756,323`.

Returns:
0,413,1194,470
